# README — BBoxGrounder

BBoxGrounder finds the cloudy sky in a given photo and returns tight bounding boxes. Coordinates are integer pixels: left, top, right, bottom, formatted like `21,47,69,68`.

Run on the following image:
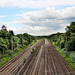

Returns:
0,0,75,36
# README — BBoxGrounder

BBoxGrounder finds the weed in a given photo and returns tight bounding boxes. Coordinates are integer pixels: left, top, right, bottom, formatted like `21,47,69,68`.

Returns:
23,58,26,63
31,48,35,54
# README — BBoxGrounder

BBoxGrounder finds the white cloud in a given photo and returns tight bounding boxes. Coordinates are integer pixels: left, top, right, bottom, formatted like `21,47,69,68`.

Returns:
0,22,13,30
0,7,75,35
30,26,47,31
0,0,75,8
15,7,75,35
0,15,7,18
0,22,13,25
57,7,75,19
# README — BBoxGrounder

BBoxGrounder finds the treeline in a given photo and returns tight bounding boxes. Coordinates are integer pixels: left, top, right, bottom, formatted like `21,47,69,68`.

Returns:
0,25,35,58
49,22,75,52
37,22,75,52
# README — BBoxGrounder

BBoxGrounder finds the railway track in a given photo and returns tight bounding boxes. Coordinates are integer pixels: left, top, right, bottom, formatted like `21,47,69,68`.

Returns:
17,40,45,75
0,41,39,75
17,39,75,75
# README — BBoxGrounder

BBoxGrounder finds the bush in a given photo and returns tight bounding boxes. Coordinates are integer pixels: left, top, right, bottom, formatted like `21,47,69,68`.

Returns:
31,48,34,54
19,45,22,48
23,58,26,63
57,36,65,48
67,37,75,51
5,50,11,56
0,38,8,56
60,40,65,48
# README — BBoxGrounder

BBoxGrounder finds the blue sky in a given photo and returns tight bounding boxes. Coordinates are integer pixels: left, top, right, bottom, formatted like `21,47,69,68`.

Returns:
0,0,75,36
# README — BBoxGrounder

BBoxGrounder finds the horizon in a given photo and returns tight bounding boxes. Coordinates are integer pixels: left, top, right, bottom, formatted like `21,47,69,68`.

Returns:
0,25,64,36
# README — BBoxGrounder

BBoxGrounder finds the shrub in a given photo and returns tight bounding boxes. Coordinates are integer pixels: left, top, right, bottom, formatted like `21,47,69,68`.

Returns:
67,37,75,51
31,48,34,54
23,58,26,63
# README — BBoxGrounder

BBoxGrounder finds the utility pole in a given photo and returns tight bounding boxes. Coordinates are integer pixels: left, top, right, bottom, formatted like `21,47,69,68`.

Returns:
11,36,13,57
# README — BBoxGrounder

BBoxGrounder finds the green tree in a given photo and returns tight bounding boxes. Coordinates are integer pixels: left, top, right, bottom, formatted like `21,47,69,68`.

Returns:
9,30,14,36
13,36,20,51
0,38,7,56
66,22,75,51
66,22,75,36
1,25,7,31
0,30,8,38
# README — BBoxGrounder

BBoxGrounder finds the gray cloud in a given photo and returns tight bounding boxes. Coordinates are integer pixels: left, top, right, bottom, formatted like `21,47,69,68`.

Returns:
1,7,75,36
15,7,75,35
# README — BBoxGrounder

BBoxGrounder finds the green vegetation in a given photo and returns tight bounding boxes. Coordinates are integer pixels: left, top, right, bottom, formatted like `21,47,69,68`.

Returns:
23,58,26,63
0,37,36,67
44,22,75,70
0,39,36,67
0,25,36,67
53,42,75,70
31,48,35,54
28,40,37,47
0,22,75,70
50,22,75,70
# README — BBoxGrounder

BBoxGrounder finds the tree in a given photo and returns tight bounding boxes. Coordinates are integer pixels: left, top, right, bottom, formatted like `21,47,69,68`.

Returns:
0,30,8,38
9,30,14,57
1,25,7,31
13,36,20,51
65,22,75,51
66,22,75,36
0,38,7,56
9,30,14,36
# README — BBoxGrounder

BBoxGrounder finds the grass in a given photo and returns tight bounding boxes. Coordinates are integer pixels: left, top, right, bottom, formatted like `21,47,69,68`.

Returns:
28,40,37,47
53,42,75,71
0,56,12,67
0,40,37,67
